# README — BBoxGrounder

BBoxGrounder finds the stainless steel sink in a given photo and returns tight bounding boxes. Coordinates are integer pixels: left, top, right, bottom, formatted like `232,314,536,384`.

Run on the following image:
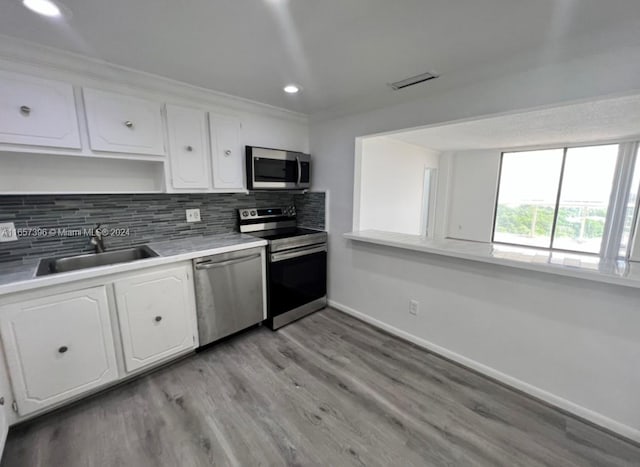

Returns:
36,246,159,276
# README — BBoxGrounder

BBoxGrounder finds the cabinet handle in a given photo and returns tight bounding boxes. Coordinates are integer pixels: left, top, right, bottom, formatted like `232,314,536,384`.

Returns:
124,120,134,128
154,316,162,322
58,346,69,354
0,397,4,406
20,105,31,115
186,145,193,152
224,149,231,156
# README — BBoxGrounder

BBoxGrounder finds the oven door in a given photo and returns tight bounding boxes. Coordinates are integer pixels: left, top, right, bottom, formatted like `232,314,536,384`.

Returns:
268,244,327,323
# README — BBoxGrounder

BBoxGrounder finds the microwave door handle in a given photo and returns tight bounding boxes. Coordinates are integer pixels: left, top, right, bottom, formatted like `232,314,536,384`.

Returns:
296,155,302,186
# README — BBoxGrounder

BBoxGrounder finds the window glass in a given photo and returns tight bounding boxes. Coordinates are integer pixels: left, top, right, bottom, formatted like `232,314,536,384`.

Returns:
552,145,618,254
253,158,297,182
493,149,564,248
620,146,640,257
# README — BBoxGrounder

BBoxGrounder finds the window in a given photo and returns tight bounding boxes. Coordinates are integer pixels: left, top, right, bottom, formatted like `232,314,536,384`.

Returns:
493,143,640,256
552,145,618,253
619,146,640,256
493,149,564,248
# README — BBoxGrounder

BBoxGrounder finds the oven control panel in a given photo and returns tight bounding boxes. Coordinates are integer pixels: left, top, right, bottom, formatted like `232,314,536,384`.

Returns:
239,206,296,220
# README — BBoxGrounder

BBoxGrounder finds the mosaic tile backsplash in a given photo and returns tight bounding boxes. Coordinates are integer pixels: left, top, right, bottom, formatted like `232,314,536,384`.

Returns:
0,192,325,264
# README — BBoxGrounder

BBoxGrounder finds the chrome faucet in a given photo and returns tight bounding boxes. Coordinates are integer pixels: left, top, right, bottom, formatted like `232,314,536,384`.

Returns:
90,224,106,253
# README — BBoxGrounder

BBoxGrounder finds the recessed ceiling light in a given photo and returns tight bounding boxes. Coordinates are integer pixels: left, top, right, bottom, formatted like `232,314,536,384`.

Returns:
284,85,300,94
22,0,62,17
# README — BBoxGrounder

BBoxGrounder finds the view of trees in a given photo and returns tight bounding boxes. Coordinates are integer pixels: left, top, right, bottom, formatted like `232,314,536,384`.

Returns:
493,144,627,253
495,204,607,242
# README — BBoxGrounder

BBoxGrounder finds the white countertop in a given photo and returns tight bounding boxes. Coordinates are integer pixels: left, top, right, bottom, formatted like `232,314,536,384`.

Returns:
0,233,267,296
345,230,640,289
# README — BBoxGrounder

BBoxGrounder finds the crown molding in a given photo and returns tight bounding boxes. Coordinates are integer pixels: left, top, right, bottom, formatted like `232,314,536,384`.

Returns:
0,34,308,124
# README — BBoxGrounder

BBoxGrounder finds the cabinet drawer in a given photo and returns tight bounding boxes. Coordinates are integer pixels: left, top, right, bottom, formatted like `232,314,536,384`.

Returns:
0,70,81,149
0,286,118,415
166,104,210,189
114,266,197,372
83,88,165,155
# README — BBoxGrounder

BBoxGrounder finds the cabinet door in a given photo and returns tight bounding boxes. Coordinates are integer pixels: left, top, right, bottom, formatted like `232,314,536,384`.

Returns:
166,104,210,189
0,70,81,148
0,287,118,415
209,113,243,189
83,88,165,155
114,266,197,373
0,404,6,459
0,364,9,458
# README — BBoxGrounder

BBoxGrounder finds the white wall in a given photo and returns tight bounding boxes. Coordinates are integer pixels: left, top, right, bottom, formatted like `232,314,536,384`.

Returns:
311,43,640,441
0,153,164,194
444,150,500,242
358,137,439,235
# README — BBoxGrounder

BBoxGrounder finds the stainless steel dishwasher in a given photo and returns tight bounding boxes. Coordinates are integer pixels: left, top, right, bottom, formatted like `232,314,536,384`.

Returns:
193,247,265,346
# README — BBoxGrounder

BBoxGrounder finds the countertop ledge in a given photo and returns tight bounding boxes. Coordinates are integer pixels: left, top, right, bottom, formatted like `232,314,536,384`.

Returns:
0,233,267,297
345,230,640,290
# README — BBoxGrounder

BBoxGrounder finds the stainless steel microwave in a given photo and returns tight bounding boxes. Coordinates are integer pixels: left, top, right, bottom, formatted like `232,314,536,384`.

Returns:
246,146,310,190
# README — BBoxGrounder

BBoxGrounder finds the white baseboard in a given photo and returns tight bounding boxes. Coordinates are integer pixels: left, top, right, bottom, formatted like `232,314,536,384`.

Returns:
327,299,640,444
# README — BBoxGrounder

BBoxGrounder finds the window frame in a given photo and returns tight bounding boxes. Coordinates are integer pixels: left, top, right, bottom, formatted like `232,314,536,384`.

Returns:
420,167,438,238
491,141,639,258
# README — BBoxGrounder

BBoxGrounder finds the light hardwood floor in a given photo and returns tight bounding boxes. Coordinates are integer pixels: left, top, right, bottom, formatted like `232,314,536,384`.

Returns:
2,308,639,466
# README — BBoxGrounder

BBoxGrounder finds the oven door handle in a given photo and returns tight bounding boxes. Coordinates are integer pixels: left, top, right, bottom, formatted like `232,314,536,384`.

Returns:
195,254,261,270
271,244,326,263
296,155,302,186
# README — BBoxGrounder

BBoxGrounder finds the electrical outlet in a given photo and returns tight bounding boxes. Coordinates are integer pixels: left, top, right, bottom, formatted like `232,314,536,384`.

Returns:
409,299,419,316
185,209,201,223
0,222,18,242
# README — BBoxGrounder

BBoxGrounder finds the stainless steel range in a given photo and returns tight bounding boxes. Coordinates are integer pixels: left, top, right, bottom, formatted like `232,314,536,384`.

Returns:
239,206,327,329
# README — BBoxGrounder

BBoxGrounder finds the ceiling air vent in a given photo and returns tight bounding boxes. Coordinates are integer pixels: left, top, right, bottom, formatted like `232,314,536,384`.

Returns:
389,72,439,90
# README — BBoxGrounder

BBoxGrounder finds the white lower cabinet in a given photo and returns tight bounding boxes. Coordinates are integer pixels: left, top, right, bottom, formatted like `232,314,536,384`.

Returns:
0,263,198,421
0,356,10,456
114,265,197,373
0,286,118,416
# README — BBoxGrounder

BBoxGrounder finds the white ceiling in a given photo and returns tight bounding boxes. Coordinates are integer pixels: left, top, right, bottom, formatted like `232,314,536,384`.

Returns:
387,94,640,151
1,0,639,114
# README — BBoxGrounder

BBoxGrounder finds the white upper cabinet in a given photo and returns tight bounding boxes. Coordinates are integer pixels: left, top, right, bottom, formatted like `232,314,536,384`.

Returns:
0,286,118,415
166,104,210,189
113,265,197,373
209,113,244,189
83,88,165,155
0,70,81,149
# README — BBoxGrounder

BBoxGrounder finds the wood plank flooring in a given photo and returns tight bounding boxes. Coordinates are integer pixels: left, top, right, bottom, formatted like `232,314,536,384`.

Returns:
2,308,639,466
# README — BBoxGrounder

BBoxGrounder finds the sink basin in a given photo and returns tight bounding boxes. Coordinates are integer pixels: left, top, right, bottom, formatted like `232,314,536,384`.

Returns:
36,246,159,276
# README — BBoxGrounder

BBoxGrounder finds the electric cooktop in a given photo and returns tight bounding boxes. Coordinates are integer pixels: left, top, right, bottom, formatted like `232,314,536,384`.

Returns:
247,227,324,241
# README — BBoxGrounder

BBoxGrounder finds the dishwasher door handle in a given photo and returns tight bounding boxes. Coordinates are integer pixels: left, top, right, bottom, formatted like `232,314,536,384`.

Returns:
195,254,261,270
